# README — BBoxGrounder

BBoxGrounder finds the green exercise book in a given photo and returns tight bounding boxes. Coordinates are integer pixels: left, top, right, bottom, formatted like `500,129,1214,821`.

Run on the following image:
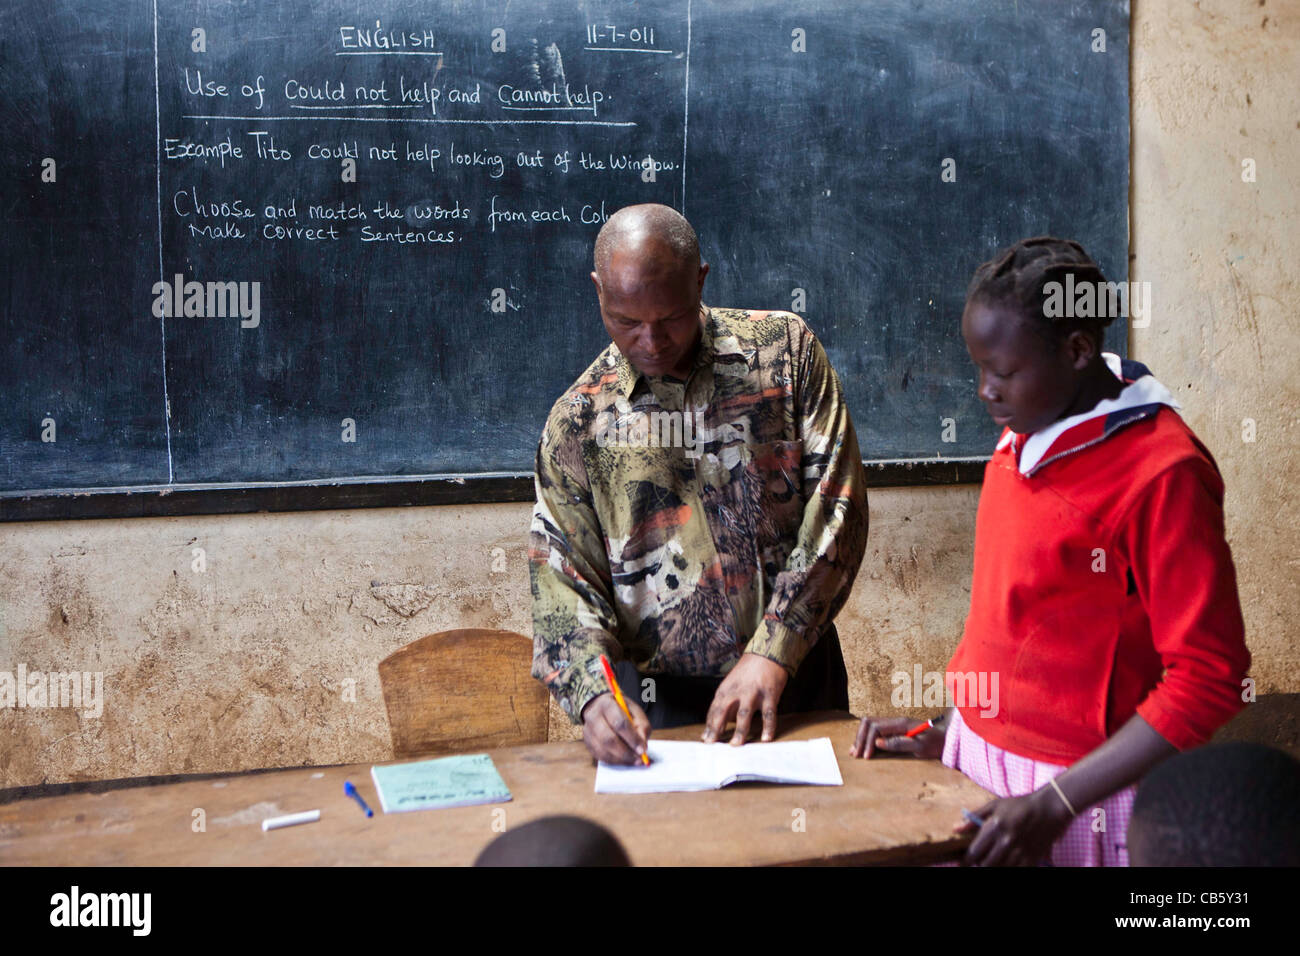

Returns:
370,753,513,813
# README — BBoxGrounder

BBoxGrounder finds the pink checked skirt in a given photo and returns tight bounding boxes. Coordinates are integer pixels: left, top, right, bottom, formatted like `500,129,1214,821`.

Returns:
942,708,1134,866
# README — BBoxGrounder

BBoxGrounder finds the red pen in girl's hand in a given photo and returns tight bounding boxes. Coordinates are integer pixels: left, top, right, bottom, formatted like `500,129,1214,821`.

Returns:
904,715,942,738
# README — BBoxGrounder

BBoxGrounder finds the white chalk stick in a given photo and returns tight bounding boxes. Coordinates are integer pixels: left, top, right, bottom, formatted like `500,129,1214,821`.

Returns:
261,809,321,831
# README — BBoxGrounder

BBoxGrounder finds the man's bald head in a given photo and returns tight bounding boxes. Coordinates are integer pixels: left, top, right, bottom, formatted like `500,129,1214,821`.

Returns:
593,204,700,280
589,204,708,380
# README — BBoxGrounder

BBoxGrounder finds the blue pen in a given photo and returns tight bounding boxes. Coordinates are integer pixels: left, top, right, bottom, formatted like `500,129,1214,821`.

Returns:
344,780,374,817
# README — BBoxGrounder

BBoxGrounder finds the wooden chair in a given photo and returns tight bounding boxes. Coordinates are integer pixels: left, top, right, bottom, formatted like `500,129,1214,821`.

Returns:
378,628,550,758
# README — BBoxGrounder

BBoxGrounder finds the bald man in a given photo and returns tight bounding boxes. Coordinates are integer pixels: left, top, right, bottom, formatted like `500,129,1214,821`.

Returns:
529,204,868,765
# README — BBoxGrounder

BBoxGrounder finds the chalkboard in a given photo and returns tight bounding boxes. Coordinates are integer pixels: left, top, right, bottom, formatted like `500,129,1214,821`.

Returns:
0,0,1129,519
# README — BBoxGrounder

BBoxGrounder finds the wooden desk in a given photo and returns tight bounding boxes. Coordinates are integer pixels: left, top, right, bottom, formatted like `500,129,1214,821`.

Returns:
0,713,990,866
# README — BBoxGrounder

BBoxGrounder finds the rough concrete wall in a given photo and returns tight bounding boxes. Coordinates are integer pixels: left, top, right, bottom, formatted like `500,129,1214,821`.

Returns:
1131,0,1299,695
0,486,977,787
2,1,1296,788
839,487,979,717
0,506,537,786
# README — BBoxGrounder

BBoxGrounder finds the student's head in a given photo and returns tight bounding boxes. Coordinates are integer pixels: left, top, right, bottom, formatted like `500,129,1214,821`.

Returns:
961,237,1116,434
591,204,709,380
1128,743,1300,866
473,815,632,867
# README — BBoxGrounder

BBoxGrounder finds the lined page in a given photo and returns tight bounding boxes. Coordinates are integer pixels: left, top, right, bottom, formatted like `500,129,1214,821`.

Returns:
595,737,842,794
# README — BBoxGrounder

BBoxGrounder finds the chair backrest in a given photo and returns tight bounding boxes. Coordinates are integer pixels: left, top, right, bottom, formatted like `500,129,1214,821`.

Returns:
378,629,549,758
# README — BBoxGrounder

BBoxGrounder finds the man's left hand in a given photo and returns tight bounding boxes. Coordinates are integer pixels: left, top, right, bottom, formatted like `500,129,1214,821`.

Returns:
702,653,789,745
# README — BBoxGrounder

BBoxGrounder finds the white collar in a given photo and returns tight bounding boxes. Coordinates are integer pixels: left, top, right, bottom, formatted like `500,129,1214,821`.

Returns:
1002,353,1181,475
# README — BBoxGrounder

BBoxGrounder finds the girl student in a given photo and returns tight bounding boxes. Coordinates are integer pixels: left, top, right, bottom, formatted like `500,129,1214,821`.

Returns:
851,237,1251,866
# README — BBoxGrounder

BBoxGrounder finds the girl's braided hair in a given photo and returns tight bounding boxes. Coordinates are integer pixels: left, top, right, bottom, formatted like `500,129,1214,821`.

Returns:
965,236,1115,347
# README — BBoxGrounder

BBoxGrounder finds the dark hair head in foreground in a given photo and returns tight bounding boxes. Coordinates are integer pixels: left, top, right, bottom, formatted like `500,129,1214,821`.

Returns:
473,814,632,867
1128,742,1300,866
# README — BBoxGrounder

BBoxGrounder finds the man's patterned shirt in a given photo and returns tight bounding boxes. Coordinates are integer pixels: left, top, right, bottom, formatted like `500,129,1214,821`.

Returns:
529,305,869,721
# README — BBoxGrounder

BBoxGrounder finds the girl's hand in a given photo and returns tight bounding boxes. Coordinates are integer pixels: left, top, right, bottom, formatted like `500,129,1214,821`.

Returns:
849,715,946,759
958,789,1075,866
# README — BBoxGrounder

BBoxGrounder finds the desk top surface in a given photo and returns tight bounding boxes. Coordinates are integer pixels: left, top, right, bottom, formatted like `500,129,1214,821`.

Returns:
0,712,991,866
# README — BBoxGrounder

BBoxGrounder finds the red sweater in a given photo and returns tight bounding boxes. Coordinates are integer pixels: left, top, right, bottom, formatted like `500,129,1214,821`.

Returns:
947,388,1250,764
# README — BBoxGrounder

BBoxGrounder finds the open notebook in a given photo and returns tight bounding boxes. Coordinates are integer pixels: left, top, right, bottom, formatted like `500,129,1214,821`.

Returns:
595,737,843,794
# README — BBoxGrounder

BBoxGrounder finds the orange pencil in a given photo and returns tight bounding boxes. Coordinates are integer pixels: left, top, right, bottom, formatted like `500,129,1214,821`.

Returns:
904,715,943,738
599,655,650,765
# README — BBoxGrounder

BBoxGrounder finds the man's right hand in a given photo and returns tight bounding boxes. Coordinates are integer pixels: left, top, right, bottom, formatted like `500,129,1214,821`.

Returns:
580,692,652,765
